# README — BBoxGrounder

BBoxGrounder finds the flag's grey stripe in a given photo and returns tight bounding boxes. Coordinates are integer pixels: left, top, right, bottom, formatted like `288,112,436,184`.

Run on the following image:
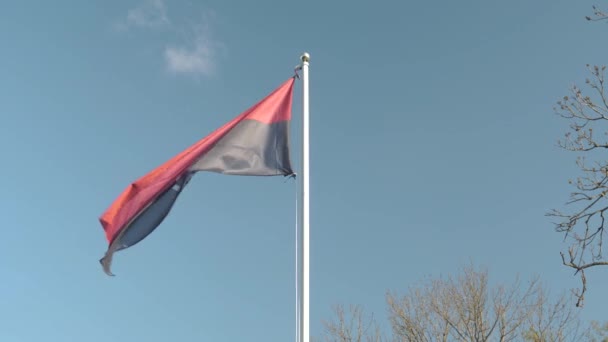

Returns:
190,119,293,176
99,174,192,275
112,174,192,252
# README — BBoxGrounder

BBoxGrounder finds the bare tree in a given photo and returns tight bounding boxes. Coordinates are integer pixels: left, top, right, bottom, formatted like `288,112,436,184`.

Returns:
388,265,587,342
320,265,591,342
521,290,584,341
549,6,608,305
587,321,608,342
319,304,385,342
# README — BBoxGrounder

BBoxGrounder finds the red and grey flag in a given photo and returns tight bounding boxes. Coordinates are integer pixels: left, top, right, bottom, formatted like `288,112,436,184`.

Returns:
99,77,296,275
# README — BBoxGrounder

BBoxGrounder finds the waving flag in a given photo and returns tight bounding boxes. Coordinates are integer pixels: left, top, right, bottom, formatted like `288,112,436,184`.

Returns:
99,77,296,275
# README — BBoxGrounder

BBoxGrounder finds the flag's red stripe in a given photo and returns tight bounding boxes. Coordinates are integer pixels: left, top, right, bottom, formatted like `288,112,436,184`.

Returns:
99,77,294,243
238,79,294,124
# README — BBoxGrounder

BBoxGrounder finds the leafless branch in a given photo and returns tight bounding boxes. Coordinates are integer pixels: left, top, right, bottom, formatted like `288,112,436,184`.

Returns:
586,5,608,22
550,60,608,306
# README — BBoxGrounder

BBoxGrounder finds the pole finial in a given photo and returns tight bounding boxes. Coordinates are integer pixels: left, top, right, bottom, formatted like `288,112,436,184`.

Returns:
300,52,310,63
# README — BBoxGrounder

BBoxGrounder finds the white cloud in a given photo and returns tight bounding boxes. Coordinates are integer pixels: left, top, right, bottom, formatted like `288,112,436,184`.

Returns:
164,30,216,75
114,2,220,76
125,0,169,29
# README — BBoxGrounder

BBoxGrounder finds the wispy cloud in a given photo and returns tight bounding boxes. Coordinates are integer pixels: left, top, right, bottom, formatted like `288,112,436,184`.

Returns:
114,2,220,76
113,0,169,31
164,28,216,76
126,0,169,28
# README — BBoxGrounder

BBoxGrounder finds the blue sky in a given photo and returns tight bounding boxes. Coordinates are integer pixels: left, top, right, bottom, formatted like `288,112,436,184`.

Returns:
1,0,607,340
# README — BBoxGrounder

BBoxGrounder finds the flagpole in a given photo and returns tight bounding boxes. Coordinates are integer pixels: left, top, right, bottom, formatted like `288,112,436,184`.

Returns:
300,52,310,342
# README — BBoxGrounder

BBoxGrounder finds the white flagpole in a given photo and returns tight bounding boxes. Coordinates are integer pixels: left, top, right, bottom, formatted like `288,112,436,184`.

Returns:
300,52,310,342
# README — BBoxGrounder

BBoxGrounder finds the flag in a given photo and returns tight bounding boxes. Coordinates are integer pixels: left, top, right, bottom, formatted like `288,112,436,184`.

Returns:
99,77,296,275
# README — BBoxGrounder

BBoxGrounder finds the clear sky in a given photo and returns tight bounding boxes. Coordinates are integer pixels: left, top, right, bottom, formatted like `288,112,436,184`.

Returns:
1,0,607,341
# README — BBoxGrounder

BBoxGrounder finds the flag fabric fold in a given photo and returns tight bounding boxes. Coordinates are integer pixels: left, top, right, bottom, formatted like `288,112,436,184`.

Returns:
99,77,296,275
